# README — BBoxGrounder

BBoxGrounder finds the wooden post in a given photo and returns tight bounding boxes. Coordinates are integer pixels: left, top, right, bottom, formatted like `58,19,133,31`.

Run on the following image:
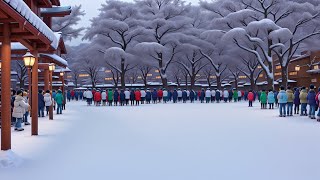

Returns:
49,71,53,120
28,68,32,107
1,23,11,150
31,50,38,136
44,69,49,91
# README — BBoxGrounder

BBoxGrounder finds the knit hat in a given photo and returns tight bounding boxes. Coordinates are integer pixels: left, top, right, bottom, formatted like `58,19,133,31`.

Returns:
17,90,23,96
310,84,315,89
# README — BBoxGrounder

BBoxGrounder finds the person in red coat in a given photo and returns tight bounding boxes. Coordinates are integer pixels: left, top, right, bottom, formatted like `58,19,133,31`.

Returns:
135,89,142,106
71,90,75,100
94,90,102,106
157,89,163,103
248,90,254,107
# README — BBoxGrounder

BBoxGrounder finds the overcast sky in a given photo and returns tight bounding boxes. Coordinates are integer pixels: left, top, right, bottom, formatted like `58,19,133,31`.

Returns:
60,0,202,46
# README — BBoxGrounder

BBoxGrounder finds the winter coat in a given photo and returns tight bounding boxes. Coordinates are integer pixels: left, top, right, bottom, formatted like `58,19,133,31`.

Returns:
163,90,168,97
124,90,130,100
113,90,119,101
248,92,254,101
267,92,275,104
316,92,320,108
67,91,71,99
38,93,45,108
141,90,146,98
86,91,93,99
177,90,182,98
223,90,229,98
120,91,125,101
135,91,141,101
274,91,278,102
71,90,75,97
215,91,221,100
294,90,300,105
190,91,195,100
228,90,233,99
260,92,267,103
173,90,178,100
307,90,317,106
52,91,57,99
233,91,238,99
55,92,64,105
211,90,216,97
299,89,308,104
286,90,294,103
44,93,52,106
182,91,187,100
101,92,107,100
277,90,288,104
205,90,211,98
94,92,102,102
130,91,135,101
152,90,158,100
146,91,152,101
238,91,242,98
12,95,30,118
200,90,205,100
157,90,163,98
108,90,113,101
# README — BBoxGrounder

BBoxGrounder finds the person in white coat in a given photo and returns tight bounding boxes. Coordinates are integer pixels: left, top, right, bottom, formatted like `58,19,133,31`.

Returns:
238,90,242,101
12,90,30,131
124,88,130,106
101,90,107,106
44,90,53,116
177,88,183,102
140,88,146,104
223,89,229,102
163,88,168,103
205,88,211,103
211,89,216,102
86,89,93,105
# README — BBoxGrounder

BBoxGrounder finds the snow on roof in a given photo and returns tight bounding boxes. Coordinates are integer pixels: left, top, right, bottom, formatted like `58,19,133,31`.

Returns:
4,0,58,48
41,54,68,67
41,6,71,14
256,81,279,86
290,54,310,62
222,83,232,87
276,79,297,83
307,69,320,74
147,82,163,86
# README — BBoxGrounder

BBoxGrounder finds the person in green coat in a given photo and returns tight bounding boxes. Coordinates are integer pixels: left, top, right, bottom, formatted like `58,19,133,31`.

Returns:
233,89,238,102
55,89,64,114
108,89,113,106
260,90,267,109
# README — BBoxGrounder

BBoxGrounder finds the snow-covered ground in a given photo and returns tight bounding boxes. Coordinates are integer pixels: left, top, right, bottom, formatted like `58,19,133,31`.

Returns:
1,101,320,180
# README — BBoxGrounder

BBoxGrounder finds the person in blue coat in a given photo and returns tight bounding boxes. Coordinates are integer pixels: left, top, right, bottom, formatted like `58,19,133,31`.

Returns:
67,90,71,102
168,90,172,101
190,90,195,103
119,89,125,106
307,84,317,119
152,88,158,104
114,89,119,106
215,90,221,103
200,89,205,103
75,91,79,101
267,89,275,109
130,89,135,106
173,89,178,103
146,88,152,104
38,90,45,117
277,86,288,117
182,89,187,103
274,90,278,107
79,91,83,100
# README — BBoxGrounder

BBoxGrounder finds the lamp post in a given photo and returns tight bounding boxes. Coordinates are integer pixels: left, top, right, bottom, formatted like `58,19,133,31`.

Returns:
48,64,55,120
60,70,65,110
23,51,35,115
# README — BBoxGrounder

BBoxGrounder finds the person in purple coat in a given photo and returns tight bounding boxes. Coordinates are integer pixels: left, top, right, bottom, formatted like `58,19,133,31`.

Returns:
307,84,317,119
152,88,158,104
293,87,300,114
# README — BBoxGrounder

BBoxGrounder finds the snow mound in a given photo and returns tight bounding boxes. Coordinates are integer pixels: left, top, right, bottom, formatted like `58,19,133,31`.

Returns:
0,150,23,168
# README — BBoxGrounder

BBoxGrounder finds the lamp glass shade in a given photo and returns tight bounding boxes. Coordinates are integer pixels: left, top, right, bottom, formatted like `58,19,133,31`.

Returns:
60,72,64,76
0,61,2,69
49,64,56,71
295,66,300,71
23,51,35,67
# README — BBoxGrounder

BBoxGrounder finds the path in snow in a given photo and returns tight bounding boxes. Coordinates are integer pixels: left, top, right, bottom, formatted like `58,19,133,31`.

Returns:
1,101,320,180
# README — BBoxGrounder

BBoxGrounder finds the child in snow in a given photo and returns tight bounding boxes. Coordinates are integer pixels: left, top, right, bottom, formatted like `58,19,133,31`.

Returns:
277,86,288,117
286,86,294,116
248,90,254,107
307,85,317,119
293,87,300,114
267,89,275,109
101,90,107,106
299,87,308,116
108,89,113,106
260,90,267,109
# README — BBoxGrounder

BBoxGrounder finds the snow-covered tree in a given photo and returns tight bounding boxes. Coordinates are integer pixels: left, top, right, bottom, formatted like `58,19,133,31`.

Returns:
52,5,85,41
138,65,153,87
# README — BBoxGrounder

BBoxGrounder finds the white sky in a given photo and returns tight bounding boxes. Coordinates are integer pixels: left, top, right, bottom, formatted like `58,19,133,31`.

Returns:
60,0,202,46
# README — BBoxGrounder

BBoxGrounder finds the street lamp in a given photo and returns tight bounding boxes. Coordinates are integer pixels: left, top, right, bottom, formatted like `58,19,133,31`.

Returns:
49,63,56,71
60,71,64,77
0,60,2,70
295,65,300,72
23,51,35,68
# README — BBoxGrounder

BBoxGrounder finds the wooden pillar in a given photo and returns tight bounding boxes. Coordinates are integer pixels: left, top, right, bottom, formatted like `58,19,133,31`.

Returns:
28,68,32,105
1,23,11,150
31,50,38,136
49,71,53,120
44,69,49,91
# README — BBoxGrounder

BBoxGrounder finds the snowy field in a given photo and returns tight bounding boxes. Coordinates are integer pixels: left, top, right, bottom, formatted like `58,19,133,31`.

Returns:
1,101,320,180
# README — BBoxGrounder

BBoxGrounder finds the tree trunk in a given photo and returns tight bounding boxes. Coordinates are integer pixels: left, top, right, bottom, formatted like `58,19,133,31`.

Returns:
266,76,273,90
281,66,288,89
250,73,255,91
190,76,195,90
91,80,95,89
217,76,221,90
121,58,126,89
161,77,168,88
234,79,238,89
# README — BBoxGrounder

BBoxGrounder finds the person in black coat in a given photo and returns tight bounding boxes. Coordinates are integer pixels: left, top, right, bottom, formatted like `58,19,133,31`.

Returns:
173,89,178,103
114,89,119,106
130,89,135,106
168,90,172,101
151,89,158,104
200,89,205,103
182,89,187,103
190,90,195,103
38,90,45,117
146,89,152,104
216,90,221,103
120,89,125,106
228,89,233,102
